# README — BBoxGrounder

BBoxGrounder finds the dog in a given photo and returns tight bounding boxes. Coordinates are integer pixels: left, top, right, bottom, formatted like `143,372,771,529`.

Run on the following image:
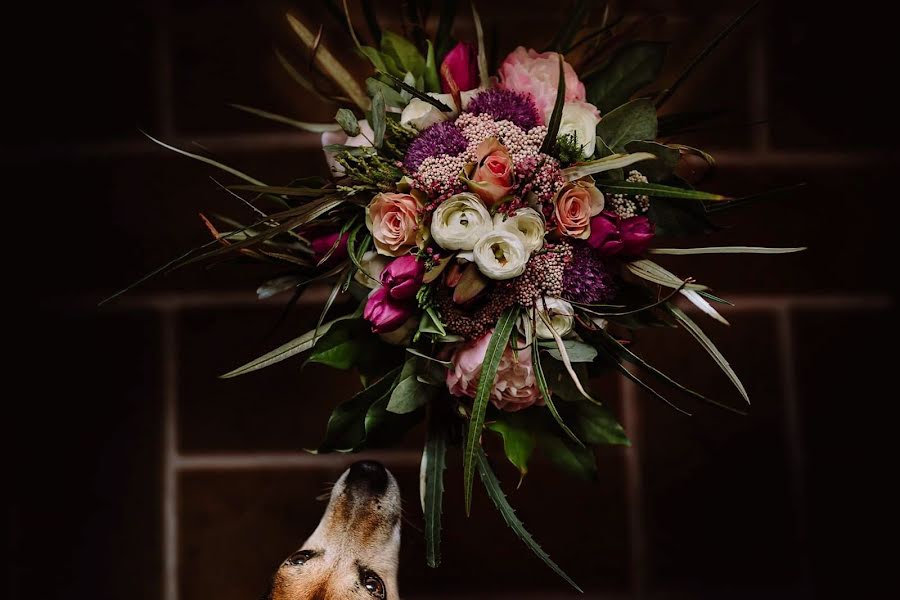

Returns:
261,460,402,600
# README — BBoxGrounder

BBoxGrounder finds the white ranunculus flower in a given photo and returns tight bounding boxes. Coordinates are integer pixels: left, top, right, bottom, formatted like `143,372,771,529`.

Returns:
353,250,390,289
559,101,602,158
494,207,546,254
400,93,459,131
532,297,575,339
321,119,375,174
430,193,492,251
473,230,529,280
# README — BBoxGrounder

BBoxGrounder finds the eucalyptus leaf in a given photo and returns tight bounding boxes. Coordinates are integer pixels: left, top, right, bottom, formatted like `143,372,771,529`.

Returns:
540,340,598,363
366,77,407,108
335,108,361,136
585,42,668,113
371,90,386,148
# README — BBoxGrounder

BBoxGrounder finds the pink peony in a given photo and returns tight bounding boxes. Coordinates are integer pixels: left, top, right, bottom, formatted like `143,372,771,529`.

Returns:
587,213,655,256
498,46,586,122
466,138,514,205
553,179,605,239
446,331,543,412
440,41,479,93
363,287,414,334
380,255,425,300
366,192,423,257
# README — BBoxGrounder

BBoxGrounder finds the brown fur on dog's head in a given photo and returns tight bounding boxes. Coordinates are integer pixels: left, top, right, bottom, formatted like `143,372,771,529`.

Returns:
265,461,402,600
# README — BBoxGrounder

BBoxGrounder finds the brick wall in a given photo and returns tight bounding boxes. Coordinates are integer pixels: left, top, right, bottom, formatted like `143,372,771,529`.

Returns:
7,1,896,599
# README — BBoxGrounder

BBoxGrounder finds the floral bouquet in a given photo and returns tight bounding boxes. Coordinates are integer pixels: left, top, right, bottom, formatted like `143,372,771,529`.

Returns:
110,1,801,588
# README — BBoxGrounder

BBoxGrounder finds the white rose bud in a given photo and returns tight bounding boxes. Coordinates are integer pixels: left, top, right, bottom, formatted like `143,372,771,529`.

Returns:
558,101,602,158
532,297,575,339
353,250,390,289
473,230,529,280
430,193,493,251
400,93,459,131
494,207,546,254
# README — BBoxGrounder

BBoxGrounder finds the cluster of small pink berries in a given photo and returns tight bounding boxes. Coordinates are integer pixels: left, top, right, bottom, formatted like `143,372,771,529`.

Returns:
607,170,651,218
437,284,517,339
412,153,470,202
511,242,572,306
515,154,565,203
455,113,547,165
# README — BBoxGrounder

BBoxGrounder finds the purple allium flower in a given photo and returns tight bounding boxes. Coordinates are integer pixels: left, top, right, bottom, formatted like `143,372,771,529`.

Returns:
403,121,468,172
465,88,542,131
562,242,618,304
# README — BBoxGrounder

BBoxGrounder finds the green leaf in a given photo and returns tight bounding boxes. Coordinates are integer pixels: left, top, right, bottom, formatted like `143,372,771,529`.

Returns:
648,196,715,236
228,184,329,198
599,180,729,201
541,358,592,403
381,30,426,79
586,42,668,113
540,434,597,480
387,358,436,414
564,400,630,446
363,387,425,447
335,108,360,136
540,340,598,363
624,141,680,182
624,259,707,291
667,304,750,404
532,343,584,446
406,348,453,368
561,151,656,180
422,413,447,568
487,414,537,480
650,246,807,255
596,344,692,416
595,98,658,153
229,103,343,133
539,55,566,155
371,90,386,148
424,40,441,93
274,49,335,105
317,367,400,452
366,77,407,108
417,306,447,337
538,311,595,402
141,131,267,187
308,319,373,370
475,448,583,592
463,306,520,516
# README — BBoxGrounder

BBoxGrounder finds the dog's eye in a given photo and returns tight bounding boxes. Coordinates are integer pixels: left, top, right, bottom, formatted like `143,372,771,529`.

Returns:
362,571,385,599
285,550,314,566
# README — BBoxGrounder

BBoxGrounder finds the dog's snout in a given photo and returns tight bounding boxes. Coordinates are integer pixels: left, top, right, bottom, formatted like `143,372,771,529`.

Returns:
344,460,389,495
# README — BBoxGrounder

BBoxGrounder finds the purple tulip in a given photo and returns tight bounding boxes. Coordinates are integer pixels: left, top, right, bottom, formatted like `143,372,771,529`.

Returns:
440,42,479,93
364,287,414,334
311,231,349,264
380,255,425,300
619,216,654,256
586,213,625,256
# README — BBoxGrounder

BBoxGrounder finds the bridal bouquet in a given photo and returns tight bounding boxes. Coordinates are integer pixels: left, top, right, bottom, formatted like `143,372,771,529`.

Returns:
113,1,800,588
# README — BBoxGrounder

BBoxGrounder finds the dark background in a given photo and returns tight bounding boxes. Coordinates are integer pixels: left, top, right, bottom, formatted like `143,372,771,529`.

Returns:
5,1,897,599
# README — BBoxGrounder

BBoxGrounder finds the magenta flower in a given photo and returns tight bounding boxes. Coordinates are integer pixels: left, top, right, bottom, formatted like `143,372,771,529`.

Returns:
587,213,654,257
440,42,479,93
311,231,349,263
364,287,414,334
380,255,425,300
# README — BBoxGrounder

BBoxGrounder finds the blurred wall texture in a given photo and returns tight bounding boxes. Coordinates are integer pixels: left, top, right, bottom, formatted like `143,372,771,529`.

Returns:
6,1,896,599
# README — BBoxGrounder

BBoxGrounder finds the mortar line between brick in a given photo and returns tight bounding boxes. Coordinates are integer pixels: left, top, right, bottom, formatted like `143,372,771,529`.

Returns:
620,374,647,600
161,308,179,600
174,450,422,471
775,306,812,596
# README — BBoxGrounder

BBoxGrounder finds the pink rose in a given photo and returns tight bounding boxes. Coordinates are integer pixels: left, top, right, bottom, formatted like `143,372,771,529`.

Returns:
465,138,514,205
587,213,655,256
498,46,586,123
310,231,349,264
380,255,425,300
440,41,479,93
446,331,543,412
363,287,414,334
366,192,423,257
553,179,605,239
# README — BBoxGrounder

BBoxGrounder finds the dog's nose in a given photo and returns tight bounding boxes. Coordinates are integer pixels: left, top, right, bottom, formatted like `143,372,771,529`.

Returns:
345,460,389,495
